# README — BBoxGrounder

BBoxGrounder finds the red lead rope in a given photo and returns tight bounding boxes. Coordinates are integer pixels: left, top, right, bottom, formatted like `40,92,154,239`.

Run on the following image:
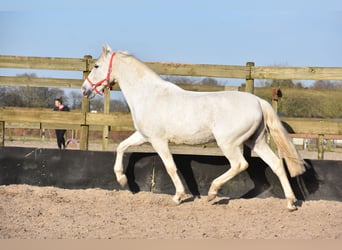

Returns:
86,52,116,96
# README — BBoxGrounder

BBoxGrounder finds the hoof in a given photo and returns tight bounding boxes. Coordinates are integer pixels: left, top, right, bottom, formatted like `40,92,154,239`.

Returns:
287,204,298,212
207,193,217,202
172,196,182,205
287,198,298,212
172,192,186,205
117,175,128,187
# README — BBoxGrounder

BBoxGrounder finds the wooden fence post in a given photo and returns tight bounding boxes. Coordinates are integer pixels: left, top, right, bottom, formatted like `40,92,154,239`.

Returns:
243,62,255,159
102,87,110,151
0,121,4,147
80,55,92,151
317,134,324,160
270,89,280,152
245,62,255,94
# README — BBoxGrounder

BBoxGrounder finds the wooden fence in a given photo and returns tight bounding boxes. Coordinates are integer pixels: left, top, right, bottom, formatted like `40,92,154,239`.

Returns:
1,54,342,159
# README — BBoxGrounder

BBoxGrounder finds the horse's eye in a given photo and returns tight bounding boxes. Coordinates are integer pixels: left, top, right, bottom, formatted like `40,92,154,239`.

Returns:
94,64,99,69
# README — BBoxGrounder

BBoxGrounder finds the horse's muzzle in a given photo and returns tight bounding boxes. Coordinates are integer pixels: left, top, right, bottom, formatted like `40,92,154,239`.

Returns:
81,86,94,99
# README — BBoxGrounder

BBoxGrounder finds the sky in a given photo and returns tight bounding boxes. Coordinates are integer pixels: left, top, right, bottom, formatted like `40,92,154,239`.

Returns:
0,0,341,87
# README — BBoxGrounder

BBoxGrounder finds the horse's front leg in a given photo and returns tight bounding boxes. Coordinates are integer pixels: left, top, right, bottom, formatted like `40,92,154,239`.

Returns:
150,139,186,204
114,131,147,187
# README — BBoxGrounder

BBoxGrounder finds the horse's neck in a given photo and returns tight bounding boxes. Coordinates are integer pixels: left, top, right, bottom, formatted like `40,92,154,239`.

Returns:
115,56,178,109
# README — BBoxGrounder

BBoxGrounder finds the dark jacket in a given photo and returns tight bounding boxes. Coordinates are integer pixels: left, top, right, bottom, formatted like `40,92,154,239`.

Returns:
53,106,70,112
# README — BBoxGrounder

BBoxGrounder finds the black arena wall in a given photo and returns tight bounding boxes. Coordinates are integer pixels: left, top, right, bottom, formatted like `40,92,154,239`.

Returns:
0,147,341,201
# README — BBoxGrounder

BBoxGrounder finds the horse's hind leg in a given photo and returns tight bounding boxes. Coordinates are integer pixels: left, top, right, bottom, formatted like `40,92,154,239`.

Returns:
114,131,147,187
247,139,298,211
150,139,186,204
208,144,249,202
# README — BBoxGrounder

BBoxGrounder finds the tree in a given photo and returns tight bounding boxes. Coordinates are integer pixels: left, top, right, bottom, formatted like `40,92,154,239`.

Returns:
0,87,24,107
47,88,66,107
311,80,342,90
162,76,197,85
200,77,219,86
0,73,66,108
68,90,83,109
89,97,104,111
262,79,303,88
110,99,129,112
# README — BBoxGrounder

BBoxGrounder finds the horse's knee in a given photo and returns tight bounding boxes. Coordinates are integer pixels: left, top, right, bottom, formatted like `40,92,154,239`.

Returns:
116,144,125,155
232,160,248,172
114,160,122,172
240,161,249,171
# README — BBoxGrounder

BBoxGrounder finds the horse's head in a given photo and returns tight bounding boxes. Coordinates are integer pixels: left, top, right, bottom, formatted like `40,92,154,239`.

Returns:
81,45,117,99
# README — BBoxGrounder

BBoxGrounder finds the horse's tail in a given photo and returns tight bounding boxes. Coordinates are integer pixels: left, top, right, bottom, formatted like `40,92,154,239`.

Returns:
259,98,306,177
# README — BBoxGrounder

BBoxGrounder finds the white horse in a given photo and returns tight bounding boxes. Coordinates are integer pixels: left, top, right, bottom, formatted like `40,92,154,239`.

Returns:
82,45,306,211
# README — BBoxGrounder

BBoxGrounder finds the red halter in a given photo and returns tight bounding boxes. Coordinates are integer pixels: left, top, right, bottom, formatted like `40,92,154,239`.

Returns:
86,52,116,96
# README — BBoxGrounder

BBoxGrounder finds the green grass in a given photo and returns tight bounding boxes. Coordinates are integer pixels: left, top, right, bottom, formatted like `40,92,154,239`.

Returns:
255,87,342,118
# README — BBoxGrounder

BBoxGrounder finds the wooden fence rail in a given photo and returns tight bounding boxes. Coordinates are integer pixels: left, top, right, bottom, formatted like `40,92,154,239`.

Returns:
2,107,342,134
3,107,341,135
2,55,342,80
1,107,342,159
1,54,342,159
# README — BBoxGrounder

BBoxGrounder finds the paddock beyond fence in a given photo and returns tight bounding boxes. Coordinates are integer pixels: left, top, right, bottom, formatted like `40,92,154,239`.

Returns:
1,54,342,159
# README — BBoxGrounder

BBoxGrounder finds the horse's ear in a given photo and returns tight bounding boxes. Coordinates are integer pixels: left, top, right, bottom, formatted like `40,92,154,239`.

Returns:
102,45,107,55
106,44,112,53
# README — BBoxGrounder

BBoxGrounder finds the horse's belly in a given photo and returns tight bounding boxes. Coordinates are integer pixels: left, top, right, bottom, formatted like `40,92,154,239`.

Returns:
168,130,215,145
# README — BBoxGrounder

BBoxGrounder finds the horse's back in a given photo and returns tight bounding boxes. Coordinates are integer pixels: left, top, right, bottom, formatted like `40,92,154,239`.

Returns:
134,88,263,145
179,90,262,120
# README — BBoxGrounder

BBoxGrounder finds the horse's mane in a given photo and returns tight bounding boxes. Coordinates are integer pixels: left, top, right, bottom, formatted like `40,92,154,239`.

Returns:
116,50,132,57
116,51,161,79
115,50,183,91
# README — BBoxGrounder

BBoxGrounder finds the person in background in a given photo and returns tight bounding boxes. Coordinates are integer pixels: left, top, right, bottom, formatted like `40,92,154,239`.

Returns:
53,97,70,149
